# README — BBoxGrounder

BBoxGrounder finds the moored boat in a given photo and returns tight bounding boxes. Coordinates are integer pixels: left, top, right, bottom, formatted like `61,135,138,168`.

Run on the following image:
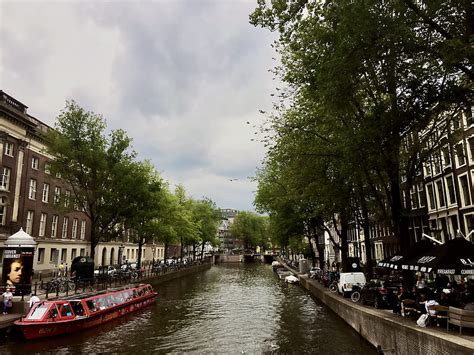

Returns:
15,283,157,340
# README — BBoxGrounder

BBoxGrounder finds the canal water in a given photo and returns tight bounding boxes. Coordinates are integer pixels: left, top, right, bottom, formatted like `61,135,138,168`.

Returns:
0,263,375,354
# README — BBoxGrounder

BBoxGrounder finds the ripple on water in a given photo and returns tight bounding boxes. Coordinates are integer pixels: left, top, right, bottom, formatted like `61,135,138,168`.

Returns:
0,264,375,354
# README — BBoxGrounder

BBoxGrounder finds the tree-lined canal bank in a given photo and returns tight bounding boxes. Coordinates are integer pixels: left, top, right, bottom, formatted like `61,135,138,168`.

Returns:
0,263,375,354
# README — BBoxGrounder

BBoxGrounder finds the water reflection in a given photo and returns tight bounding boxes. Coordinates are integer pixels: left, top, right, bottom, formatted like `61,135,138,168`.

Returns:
0,263,375,354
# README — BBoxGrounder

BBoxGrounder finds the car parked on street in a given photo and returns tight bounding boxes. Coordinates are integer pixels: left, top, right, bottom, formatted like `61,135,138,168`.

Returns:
360,279,402,308
94,265,117,278
337,272,366,297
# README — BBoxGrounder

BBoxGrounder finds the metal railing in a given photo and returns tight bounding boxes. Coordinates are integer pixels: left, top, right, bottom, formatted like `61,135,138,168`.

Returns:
1,258,209,301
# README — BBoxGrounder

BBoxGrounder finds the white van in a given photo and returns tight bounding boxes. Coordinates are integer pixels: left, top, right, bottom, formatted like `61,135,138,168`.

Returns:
337,272,366,297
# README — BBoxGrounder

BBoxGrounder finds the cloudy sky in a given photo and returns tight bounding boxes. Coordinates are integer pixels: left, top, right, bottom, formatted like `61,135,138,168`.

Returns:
0,0,278,212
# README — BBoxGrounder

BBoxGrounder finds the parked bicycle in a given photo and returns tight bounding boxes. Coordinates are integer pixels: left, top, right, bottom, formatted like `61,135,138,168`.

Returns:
42,277,75,293
350,283,364,303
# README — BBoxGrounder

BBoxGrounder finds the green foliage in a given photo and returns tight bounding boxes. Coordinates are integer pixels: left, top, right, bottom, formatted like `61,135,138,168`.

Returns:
251,0,472,259
229,212,268,250
46,101,137,258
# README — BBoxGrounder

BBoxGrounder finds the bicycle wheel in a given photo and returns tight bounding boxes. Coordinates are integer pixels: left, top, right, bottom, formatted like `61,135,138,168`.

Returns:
351,291,361,303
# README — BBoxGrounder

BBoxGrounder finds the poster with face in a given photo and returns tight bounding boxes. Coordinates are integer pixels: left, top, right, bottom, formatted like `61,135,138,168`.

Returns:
2,248,34,295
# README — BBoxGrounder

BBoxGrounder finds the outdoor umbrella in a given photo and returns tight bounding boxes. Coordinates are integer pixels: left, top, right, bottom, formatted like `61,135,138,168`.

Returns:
401,237,474,275
377,239,437,270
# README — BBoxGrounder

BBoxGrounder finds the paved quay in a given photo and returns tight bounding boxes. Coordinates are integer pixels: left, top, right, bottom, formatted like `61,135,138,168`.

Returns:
297,272,474,354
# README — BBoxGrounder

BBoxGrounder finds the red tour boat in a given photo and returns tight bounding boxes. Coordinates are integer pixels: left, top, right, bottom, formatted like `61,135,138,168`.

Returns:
15,283,157,340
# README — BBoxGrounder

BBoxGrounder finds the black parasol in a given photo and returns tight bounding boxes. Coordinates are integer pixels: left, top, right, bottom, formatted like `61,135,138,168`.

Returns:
377,239,437,270
401,237,474,275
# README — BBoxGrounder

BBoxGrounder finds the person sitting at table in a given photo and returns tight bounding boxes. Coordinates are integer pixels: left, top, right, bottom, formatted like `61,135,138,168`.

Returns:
425,292,439,316
393,286,413,314
417,293,427,314
416,275,426,291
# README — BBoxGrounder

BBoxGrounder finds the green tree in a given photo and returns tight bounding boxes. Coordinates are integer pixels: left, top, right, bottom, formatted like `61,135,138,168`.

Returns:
251,0,471,259
189,198,221,259
46,101,136,260
173,185,199,260
125,161,165,269
229,212,267,251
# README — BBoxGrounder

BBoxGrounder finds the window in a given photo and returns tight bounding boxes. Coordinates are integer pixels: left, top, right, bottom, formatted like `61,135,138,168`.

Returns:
433,151,441,175
450,216,459,238
410,186,418,209
64,190,71,208
442,146,451,167
80,220,86,240
37,248,45,263
62,217,68,238
4,142,13,157
423,161,432,177
417,183,425,208
50,248,58,263
455,143,466,167
61,248,67,262
465,214,474,235
51,215,58,238
26,211,34,234
44,163,51,175
80,248,85,256
39,213,47,237
426,183,436,210
0,197,7,225
0,167,11,190
72,218,78,239
445,175,456,205
465,107,473,127
54,187,61,204
459,174,472,207
29,179,37,200
71,248,77,260
31,157,39,170
468,137,474,163
435,180,446,208
452,113,462,130
42,183,50,203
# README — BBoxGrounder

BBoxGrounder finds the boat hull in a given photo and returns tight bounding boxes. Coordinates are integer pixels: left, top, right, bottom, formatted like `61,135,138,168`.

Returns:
16,293,156,340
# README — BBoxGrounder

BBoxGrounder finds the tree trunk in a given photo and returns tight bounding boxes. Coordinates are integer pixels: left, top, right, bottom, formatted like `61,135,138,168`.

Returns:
359,194,373,277
137,237,145,270
339,211,349,271
164,243,168,260
310,223,325,269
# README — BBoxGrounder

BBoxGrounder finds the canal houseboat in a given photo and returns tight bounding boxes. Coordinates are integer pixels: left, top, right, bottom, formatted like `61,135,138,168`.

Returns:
14,284,157,340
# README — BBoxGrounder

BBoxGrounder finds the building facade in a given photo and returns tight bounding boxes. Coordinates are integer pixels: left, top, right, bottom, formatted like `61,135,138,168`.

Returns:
0,91,163,275
347,108,474,264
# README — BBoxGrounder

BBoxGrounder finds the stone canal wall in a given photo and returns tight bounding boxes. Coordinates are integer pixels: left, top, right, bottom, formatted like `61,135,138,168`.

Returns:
299,276,474,355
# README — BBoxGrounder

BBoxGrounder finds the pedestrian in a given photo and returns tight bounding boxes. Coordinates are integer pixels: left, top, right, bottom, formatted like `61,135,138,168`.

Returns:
58,262,65,277
2,288,14,315
28,293,40,309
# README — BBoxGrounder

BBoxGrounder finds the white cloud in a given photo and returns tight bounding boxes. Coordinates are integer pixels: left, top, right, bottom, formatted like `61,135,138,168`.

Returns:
0,0,277,211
